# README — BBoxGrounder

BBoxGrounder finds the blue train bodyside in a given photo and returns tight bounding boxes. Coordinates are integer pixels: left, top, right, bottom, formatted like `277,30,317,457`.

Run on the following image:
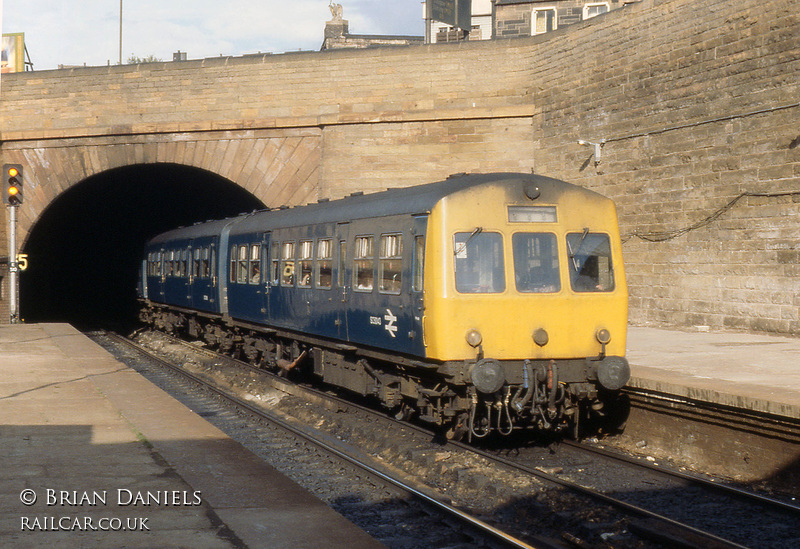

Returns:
138,176,470,359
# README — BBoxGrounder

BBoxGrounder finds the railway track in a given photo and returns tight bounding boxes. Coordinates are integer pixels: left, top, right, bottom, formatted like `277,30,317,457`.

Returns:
93,331,552,549
97,330,800,549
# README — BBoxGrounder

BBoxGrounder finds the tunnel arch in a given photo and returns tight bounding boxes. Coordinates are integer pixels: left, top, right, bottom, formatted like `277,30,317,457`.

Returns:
20,163,264,329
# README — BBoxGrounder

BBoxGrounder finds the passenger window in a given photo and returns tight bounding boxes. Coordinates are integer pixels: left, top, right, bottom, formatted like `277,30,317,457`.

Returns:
566,232,615,292
413,236,424,292
249,244,261,285
338,240,346,288
354,236,374,292
229,246,237,283
298,241,313,288
193,249,201,279
271,242,280,285
379,234,403,294
454,231,505,294
316,239,333,289
210,248,216,281
512,233,560,293
168,251,175,277
237,245,248,284
281,242,296,286
201,248,210,279
181,249,188,278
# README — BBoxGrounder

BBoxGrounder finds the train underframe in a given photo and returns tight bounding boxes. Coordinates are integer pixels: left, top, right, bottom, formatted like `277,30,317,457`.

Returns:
139,301,624,440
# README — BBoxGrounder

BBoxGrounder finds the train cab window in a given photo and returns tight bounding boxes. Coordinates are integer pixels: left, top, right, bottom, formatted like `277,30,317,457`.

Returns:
454,231,505,294
316,239,333,289
270,242,280,285
354,236,374,292
413,236,424,292
379,234,403,294
298,241,313,288
566,232,615,292
249,244,261,285
281,242,296,286
513,233,560,293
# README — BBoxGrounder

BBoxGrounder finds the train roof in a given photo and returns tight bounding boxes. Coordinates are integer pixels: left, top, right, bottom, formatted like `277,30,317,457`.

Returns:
147,172,602,245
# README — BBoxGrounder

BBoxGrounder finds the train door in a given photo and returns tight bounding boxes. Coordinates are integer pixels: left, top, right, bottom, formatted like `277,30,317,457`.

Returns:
260,232,271,320
409,215,428,357
188,239,216,313
226,237,264,324
156,248,166,301
335,222,350,340
209,243,218,310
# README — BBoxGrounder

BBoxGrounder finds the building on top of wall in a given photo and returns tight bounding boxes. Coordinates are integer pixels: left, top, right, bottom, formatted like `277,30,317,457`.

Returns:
493,0,641,38
321,3,423,50
424,0,494,43
420,0,642,44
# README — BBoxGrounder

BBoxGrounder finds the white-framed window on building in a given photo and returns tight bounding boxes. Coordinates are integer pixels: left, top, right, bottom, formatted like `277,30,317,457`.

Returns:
583,3,609,20
532,8,557,35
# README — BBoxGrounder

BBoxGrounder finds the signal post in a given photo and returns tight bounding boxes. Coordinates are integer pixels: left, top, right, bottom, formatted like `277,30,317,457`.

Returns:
4,164,24,323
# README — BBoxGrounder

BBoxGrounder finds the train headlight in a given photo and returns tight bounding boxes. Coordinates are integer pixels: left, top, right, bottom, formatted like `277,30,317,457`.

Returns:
596,328,611,345
532,328,549,347
465,329,483,348
596,357,630,391
469,359,505,394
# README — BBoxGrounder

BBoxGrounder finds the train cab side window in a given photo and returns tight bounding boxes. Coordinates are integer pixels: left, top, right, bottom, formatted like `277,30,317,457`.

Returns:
298,240,313,288
413,236,424,292
566,232,615,292
316,239,333,289
249,244,261,285
512,233,560,293
354,236,374,292
270,242,280,286
281,242,296,287
454,231,505,294
379,234,403,294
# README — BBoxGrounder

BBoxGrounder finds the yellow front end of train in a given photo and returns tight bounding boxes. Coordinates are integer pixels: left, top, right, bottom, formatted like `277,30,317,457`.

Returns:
422,176,629,437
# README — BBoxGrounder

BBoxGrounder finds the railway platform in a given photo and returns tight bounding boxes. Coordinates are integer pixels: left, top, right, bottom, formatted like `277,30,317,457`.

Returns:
0,323,384,549
627,326,800,419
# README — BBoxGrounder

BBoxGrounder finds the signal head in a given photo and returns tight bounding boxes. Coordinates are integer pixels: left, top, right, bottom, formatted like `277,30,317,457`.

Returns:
3,164,23,206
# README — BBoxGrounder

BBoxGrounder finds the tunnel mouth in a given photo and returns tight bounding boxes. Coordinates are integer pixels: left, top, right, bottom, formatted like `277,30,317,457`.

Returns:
19,163,264,331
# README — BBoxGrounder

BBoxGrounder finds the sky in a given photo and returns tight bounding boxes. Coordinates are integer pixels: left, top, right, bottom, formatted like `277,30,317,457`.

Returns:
2,0,425,71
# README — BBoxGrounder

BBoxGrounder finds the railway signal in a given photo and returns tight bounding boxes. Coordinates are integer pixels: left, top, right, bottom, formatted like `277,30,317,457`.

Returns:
3,164,23,206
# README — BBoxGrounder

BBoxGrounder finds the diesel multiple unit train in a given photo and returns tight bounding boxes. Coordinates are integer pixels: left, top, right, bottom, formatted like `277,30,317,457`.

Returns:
138,172,630,439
